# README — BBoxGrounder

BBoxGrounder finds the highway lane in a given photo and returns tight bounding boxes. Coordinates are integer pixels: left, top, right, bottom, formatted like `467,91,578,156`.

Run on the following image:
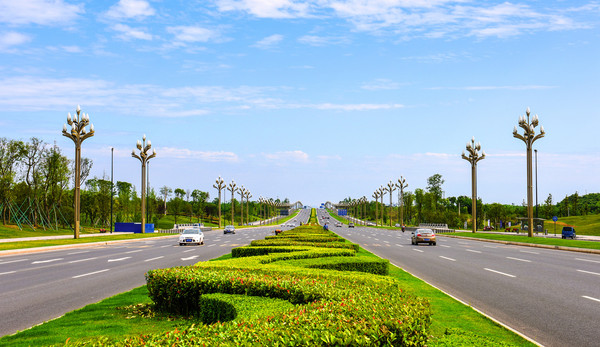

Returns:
319,209,600,347
0,210,309,338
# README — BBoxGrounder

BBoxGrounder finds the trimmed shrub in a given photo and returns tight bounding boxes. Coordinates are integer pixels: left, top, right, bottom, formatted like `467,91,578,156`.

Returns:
197,295,237,324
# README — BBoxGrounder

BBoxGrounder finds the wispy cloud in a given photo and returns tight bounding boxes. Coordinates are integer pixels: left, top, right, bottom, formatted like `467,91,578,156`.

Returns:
253,34,283,49
263,150,310,162
167,26,223,45
105,0,155,20
0,31,31,50
216,0,312,19
428,85,557,91
0,0,83,26
159,147,239,162
361,79,403,91
298,35,350,46
112,24,153,41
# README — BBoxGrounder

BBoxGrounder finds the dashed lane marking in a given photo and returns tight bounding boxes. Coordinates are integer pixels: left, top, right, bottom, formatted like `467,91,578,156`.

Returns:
484,268,516,278
72,269,110,279
507,257,531,263
466,249,482,254
68,257,98,264
144,256,164,262
412,249,424,253
576,258,600,264
439,256,456,261
107,257,131,262
0,259,28,265
32,258,63,264
583,296,600,303
577,269,600,276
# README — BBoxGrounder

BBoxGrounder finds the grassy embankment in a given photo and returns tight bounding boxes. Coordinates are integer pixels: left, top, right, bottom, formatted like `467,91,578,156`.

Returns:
1,218,532,346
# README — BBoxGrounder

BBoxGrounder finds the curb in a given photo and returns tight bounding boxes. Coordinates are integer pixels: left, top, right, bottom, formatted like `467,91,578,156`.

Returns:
439,234,600,255
0,234,178,257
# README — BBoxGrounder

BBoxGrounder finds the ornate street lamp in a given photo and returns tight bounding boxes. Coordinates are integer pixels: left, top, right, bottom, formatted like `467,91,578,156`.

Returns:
238,186,246,226
372,190,380,226
213,176,225,228
379,186,385,226
396,176,408,228
362,196,367,225
513,107,545,237
462,137,485,233
62,105,94,239
131,134,156,234
227,180,237,226
386,181,396,227
245,191,252,225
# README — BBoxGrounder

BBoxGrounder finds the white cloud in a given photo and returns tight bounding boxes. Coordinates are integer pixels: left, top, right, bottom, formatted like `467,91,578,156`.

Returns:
0,31,31,50
306,103,404,111
253,34,283,48
105,0,155,20
216,0,311,18
113,23,153,40
159,147,239,162
0,0,83,26
167,26,221,43
428,85,557,91
263,150,310,162
298,35,349,46
361,79,403,91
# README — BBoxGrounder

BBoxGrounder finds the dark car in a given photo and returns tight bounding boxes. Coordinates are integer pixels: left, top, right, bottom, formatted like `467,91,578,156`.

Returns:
224,225,236,234
561,226,576,239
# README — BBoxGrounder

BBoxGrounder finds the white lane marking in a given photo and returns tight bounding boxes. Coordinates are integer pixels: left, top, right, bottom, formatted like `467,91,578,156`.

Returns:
484,268,516,278
395,244,404,247
412,249,424,253
72,269,110,279
440,245,451,248
68,257,98,264
466,249,482,254
32,258,64,264
440,256,456,262
520,250,539,255
145,256,164,262
181,256,199,261
483,246,497,249
577,269,600,276
576,258,600,264
183,249,196,253
1,271,16,276
107,257,131,262
583,296,600,303
67,250,89,255
160,245,171,248
207,244,216,247
125,250,143,254
507,257,531,263
0,259,29,265
458,241,469,245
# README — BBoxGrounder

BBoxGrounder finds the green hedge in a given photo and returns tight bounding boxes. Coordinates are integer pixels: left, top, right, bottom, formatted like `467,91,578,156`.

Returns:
250,239,360,251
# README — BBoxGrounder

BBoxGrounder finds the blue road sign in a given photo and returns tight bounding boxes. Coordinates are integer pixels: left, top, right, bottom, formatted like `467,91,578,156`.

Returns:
552,216,558,222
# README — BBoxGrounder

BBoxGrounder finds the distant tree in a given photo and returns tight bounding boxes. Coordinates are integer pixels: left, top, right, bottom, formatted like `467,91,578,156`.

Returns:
160,186,172,215
426,174,445,211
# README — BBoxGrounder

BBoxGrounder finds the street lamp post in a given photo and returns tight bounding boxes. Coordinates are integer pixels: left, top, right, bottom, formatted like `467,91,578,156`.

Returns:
461,137,485,233
213,176,225,228
62,105,94,239
513,107,545,237
535,149,539,219
238,186,246,226
372,191,380,226
386,181,396,227
110,147,114,233
131,135,156,234
227,180,237,226
245,191,252,225
396,176,408,228
379,186,385,226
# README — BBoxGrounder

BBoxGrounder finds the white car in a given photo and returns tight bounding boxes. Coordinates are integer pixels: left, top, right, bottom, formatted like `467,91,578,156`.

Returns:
179,229,204,246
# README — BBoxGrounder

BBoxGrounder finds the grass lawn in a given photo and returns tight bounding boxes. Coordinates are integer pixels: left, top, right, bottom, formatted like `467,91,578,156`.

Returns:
548,214,600,235
451,232,600,250
1,239,533,346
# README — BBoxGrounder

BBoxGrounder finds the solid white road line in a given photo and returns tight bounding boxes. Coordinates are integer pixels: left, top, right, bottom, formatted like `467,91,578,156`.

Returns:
125,250,143,254
466,249,482,253
582,296,600,303
0,271,16,276
520,250,540,255
484,268,516,278
107,257,131,262
576,258,600,264
439,256,456,261
32,258,64,264
68,257,98,264
0,259,29,265
577,269,600,276
145,256,164,262
507,257,531,263
72,269,110,279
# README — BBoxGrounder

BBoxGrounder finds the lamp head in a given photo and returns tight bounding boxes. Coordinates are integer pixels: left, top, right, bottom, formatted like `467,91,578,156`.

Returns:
63,124,67,132
90,123,94,132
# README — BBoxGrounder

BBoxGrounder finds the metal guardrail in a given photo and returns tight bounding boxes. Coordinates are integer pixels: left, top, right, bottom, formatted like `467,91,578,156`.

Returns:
158,227,212,234
418,223,455,233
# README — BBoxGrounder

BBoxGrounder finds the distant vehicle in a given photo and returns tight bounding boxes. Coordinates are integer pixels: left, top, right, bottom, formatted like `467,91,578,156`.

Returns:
561,226,576,239
348,223,355,228
224,225,235,234
179,229,204,246
335,222,342,227
411,228,436,246
483,226,495,231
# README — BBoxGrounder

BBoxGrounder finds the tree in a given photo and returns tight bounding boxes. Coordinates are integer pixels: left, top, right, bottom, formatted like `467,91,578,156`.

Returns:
191,190,209,223
0,138,25,224
543,194,553,219
159,186,172,215
426,174,444,211
39,144,70,226
116,181,133,222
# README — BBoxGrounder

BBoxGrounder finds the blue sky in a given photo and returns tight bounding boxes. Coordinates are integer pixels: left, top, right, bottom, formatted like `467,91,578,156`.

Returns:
1,0,599,207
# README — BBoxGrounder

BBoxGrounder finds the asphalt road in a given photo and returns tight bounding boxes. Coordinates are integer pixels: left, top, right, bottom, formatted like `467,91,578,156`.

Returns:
0,209,310,337
319,209,600,347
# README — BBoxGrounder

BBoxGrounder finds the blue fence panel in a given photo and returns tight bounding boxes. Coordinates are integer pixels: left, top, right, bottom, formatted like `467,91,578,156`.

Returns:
114,222,155,233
